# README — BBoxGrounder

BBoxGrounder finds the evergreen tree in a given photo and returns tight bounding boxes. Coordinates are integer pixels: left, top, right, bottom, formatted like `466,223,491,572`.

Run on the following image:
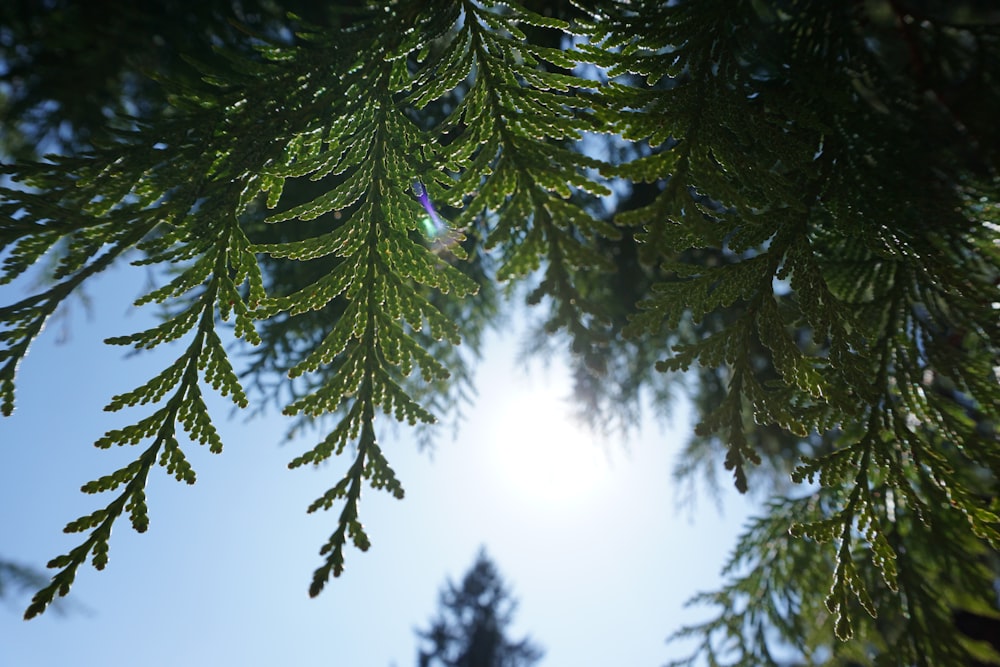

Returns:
0,557,78,615
0,559,48,606
1,1,998,663
416,550,543,667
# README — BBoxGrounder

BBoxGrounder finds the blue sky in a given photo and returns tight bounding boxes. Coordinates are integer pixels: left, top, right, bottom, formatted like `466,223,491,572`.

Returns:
1,263,756,666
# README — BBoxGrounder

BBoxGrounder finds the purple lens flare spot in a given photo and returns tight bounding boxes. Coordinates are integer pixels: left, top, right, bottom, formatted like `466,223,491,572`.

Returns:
412,181,446,238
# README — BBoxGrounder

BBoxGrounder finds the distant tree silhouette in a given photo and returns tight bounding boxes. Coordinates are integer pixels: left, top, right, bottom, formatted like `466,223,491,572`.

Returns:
0,557,76,615
0,558,47,602
416,550,543,667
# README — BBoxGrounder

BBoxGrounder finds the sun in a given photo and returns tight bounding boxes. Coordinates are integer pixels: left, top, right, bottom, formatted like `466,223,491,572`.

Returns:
484,380,610,509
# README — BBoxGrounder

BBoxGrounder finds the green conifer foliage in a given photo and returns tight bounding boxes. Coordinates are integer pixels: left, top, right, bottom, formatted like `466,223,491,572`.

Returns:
1,0,998,660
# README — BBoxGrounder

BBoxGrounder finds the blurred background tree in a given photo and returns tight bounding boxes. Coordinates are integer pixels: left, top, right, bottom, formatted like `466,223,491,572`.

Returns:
0,556,79,616
415,549,543,667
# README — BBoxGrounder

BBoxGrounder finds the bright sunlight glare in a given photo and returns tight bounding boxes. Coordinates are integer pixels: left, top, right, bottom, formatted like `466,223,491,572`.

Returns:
485,379,611,510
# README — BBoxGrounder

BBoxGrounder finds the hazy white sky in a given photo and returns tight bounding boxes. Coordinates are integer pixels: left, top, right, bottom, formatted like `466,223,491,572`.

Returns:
1,266,756,666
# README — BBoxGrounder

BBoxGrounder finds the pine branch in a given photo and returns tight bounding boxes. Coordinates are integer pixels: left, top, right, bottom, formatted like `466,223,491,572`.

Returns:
439,0,620,369
25,231,253,618
250,4,481,594
669,488,1000,666
12,37,285,615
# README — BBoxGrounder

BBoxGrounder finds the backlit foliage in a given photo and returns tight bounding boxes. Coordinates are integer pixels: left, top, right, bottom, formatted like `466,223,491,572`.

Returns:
1,0,998,660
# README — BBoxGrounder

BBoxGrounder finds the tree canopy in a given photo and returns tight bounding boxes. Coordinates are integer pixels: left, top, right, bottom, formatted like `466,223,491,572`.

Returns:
2,1,999,663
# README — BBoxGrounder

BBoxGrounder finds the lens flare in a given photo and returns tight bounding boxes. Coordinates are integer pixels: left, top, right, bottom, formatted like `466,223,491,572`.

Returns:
411,181,460,253
412,181,445,237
